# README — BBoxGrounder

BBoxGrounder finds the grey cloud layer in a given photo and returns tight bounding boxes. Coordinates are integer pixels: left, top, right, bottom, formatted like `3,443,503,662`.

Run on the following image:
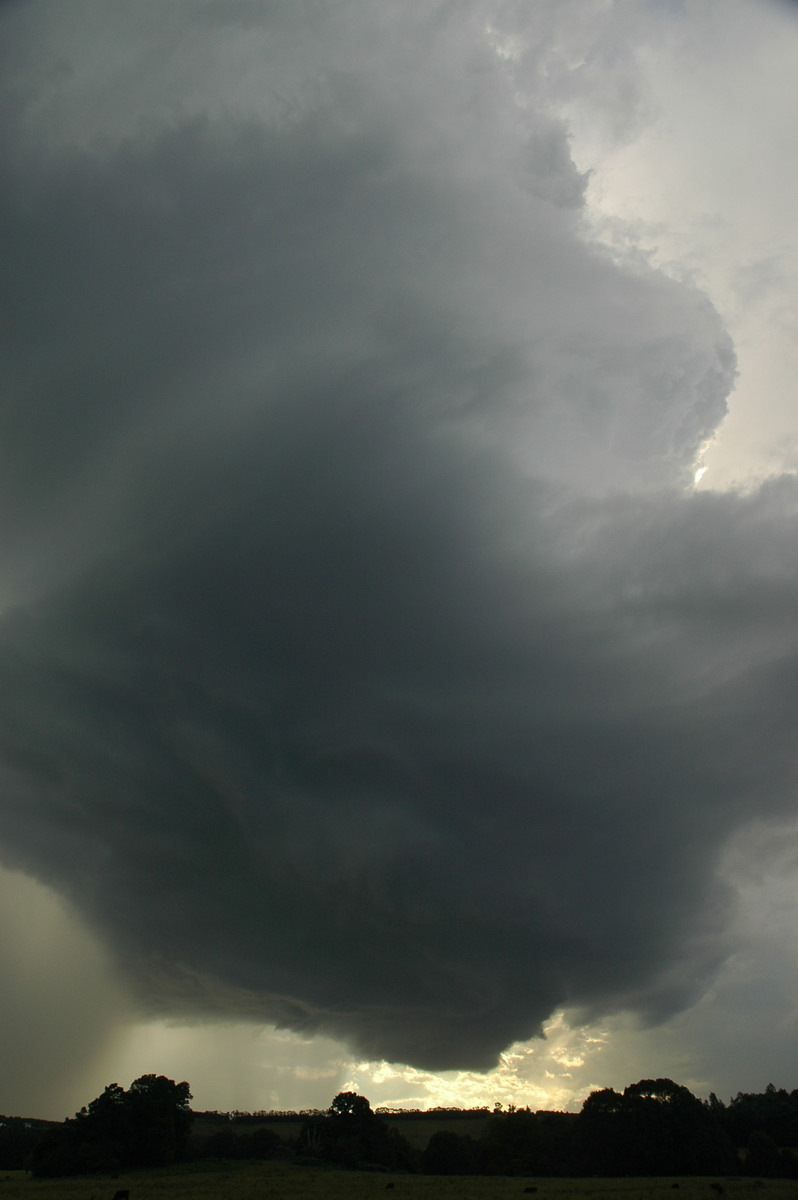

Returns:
0,1,793,1071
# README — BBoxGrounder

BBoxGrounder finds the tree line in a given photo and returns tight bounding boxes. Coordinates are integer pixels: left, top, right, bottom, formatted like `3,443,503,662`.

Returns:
1,1076,796,1178
15,1075,193,1177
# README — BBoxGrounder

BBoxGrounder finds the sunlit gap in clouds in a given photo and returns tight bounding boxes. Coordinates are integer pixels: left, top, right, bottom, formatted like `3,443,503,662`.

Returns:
692,437,716,488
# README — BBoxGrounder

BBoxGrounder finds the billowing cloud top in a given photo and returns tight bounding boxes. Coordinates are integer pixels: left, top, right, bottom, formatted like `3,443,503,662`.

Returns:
0,0,794,1071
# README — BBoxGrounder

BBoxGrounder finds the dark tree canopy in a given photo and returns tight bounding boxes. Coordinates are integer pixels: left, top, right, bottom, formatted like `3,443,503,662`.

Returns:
576,1078,737,1177
31,1075,192,1177
329,1092,375,1122
298,1092,414,1171
421,1129,478,1175
723,1084,798,1151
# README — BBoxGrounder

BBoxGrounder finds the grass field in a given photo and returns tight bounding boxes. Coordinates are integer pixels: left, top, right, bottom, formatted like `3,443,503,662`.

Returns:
0,1161,795,1200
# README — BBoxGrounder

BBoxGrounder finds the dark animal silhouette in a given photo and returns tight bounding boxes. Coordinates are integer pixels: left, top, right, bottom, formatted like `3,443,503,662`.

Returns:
709,1186,724,1196
112,1190,129,1200
523,1189,537,1194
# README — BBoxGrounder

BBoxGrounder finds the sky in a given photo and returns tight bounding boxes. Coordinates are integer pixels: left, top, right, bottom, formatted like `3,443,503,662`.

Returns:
0,0,797,1121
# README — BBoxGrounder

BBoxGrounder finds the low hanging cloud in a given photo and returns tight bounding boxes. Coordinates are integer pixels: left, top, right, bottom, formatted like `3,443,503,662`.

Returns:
0,0,795,1072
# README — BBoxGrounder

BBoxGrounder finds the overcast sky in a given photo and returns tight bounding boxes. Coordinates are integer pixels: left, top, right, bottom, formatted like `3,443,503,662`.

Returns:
1,0,797,1120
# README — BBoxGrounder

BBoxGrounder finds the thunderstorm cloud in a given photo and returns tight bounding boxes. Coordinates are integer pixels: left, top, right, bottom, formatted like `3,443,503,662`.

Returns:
0,0,795,1073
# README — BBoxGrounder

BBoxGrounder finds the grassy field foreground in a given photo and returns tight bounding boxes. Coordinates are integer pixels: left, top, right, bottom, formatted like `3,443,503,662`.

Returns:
0,1161,795,1200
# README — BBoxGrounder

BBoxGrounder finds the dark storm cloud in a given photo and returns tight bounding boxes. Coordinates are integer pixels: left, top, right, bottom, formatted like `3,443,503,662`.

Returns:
0,0,793,1071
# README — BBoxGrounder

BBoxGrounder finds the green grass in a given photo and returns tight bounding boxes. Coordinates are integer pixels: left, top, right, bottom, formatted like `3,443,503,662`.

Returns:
0,1161,795,1200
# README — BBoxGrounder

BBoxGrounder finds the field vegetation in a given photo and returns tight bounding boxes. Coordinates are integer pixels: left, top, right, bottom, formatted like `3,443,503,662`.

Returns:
0,1159,796,1200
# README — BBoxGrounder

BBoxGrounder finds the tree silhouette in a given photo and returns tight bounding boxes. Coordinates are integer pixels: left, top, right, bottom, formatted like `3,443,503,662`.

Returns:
576,1079,736,1177
421,1129,478,1175
329,1091,374,1121
298,1092,414,1170
31,1075,192,1177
